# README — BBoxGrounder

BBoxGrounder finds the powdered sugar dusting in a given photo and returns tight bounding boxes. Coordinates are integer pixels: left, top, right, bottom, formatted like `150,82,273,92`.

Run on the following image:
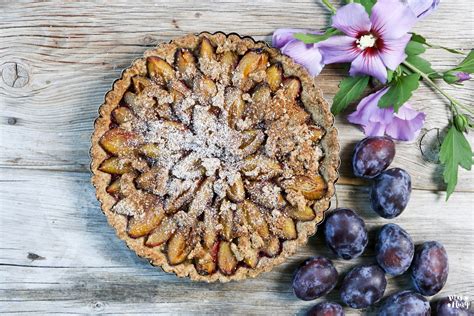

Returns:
103,37,330,274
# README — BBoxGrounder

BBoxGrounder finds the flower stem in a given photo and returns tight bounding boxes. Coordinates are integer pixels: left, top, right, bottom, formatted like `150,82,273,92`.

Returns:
430,45,467,56
402,61,474,115
321,0,337,14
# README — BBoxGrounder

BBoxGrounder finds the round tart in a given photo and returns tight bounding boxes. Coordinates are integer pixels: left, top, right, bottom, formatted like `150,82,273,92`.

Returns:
91,32,339,282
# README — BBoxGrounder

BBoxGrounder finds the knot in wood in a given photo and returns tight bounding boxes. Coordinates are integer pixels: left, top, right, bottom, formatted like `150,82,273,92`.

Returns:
142,35,157,45
7,117,17,125
1,62,29,88
91,301,105,311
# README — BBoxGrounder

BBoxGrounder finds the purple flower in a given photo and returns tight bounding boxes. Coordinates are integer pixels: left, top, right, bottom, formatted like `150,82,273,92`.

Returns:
406,0,440,18
455,72,471,82
272,28,324,76
318,0,417,83
347,88,426,141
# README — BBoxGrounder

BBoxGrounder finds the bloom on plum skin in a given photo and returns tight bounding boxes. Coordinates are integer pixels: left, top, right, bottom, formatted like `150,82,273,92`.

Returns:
318,0,417,83
371,168,412,219
340,264,387,309
347,88,426,141
272,29,324,76
324,208,368,260
292,256,338,301
411,241,449,296
375,224,415,275
378,290,431,315
307,302,344,316
352,136,395,178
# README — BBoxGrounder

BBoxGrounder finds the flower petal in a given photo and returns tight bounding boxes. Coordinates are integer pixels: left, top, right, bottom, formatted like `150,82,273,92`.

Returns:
347,88,388,125
371,0,417,40
347,88,393,138
272,28,321,48
407,0,440,18
385,104,426,141
379,34,412,70
363,122,387,137
332,3,372,37
394,102,425,119
318,36,360,64
350,52,387,83
369,106,395,125
280,40,324,76
348,89,426,141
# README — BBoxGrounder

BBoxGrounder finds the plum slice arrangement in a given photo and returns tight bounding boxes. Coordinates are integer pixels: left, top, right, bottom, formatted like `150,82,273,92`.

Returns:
92,34,338,281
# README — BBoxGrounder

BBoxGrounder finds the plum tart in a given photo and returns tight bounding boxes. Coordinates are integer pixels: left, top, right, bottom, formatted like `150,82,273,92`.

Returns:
91,33,339,282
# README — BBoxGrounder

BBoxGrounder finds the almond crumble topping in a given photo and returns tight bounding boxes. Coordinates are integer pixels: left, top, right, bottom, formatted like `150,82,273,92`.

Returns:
92,33,337,282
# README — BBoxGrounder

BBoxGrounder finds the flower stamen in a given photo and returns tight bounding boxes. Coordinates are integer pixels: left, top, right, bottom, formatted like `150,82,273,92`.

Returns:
356,34,377,50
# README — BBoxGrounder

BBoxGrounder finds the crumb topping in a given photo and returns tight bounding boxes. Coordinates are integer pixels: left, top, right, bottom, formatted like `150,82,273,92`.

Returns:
96,34,330,278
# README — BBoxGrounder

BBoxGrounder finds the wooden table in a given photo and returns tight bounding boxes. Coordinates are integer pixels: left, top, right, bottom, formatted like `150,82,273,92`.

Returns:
1,1,473,315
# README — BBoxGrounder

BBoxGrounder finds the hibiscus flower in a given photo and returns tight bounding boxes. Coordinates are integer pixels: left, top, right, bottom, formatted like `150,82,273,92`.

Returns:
318,0,417,83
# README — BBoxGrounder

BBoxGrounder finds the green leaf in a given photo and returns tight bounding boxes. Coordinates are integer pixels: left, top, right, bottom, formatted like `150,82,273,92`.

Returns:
410,33,429,45
406,55,437,76
294,28,341,44
406,40,426,56
331,76,370,115
453,50,474,73
439,126,473,200
378,73,420,112
354,0,376,14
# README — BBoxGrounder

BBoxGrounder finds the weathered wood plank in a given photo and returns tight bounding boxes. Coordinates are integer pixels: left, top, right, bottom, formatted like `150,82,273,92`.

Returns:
1,1,473,192
1,1,473,315
1,169,472,315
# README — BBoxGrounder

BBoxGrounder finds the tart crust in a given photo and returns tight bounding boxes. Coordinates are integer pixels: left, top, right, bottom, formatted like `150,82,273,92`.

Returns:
90,32,340,282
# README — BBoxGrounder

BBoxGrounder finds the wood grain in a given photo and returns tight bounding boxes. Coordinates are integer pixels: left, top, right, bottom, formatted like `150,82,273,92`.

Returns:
1,1,473,191
1,1,473,315
1,169,473,315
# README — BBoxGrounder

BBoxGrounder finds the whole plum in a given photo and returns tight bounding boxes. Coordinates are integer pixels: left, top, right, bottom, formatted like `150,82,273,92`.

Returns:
292,256,339,301
378,290,430,316
371,168,411,218
324,208,368,260
411,241,449,296
375,223,414,276
340,264,387,309
307,302,345,316
352,136,395,178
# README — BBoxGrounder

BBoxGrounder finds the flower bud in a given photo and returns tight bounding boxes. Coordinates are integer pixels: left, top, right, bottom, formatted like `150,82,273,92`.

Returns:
443,71,471,84
454,114,468,132
455,72,471,82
